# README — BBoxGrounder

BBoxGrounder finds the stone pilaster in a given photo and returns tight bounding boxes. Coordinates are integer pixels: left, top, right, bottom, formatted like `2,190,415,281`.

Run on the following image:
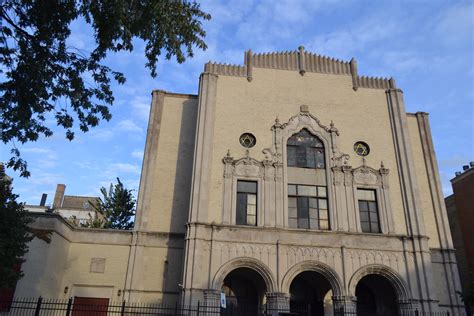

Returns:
266,292,290,315
398,299,416,316
333,296,357,315
203,289,220,314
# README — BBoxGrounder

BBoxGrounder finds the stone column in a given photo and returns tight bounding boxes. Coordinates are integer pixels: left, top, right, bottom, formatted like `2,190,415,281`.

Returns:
398,299,416,316
203,289,220,314
266,292,290,315
332,296,357,316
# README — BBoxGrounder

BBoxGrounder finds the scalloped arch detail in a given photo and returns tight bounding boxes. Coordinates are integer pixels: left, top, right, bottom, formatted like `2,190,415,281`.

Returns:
212,257,277,292
281,260,343,296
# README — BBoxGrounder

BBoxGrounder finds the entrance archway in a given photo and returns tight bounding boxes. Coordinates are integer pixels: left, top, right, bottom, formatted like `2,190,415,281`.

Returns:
289,271,334,316
355,274,398,316
221,267,267,316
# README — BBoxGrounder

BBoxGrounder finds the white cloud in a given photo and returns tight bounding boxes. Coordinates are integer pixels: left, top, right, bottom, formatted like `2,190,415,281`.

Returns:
117,119,143,133
109,163,141,175
131,150,144,159
307,16,399,59
130,96,151,122
88,129,115,141
436,2,474,46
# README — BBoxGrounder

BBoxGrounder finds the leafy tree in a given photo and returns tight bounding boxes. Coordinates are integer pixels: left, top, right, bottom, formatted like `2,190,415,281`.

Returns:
91,178,136,230
1,1,211,177
0,164,33,288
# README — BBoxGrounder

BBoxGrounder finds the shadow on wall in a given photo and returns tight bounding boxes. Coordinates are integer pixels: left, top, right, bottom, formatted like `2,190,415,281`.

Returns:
163,98,198,303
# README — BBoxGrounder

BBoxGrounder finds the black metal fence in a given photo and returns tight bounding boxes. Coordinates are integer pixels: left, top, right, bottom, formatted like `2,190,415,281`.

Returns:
0,297,454,316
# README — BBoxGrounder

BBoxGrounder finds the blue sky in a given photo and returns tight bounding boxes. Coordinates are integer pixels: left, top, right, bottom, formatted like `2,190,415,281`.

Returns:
1,0,473,205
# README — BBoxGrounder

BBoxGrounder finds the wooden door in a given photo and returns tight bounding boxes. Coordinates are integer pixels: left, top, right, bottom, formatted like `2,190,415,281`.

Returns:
72,297,109,316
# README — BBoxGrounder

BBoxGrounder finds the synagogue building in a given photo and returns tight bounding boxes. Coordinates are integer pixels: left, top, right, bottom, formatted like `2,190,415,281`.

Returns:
15,47,465,315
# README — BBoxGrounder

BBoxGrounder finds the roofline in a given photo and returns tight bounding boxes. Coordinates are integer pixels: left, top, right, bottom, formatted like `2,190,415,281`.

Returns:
152,90,198,99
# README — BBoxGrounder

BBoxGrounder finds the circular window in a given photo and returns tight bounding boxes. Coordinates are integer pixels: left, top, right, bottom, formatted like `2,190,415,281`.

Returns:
239,133,256,148
353,141,370,156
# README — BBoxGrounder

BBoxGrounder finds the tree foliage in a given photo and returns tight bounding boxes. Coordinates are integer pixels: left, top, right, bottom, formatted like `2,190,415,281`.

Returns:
90,178,136,230
0,1,211,177
0,164,33,288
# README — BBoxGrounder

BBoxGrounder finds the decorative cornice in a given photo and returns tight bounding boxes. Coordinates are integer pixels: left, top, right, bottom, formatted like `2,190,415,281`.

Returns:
203,46,397,90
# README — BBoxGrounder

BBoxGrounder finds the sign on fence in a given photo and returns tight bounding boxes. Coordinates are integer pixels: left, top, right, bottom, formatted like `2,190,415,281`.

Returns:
220,292,226,308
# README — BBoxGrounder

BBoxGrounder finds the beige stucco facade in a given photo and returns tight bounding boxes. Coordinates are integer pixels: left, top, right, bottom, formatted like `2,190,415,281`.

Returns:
16,48,464,315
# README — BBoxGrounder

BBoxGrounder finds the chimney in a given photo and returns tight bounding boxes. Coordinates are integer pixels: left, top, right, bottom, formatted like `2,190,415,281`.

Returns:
40,194,47,206
53,184,66,209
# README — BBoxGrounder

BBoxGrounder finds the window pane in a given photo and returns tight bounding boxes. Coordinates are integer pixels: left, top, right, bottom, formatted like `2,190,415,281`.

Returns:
320,220,329,230
309,197,318,208
357,189,376,201
296,146,307,167
288,197,297,208
237,181,257,193
358,201,368,213
298,218,309,229
315,149,325,168
298,185,317,196
318,186,327,197
236,193,247,225
288,184,297,195
306,147,316,168
309,219,319,229
288,207,297,218
289,218,298,228
361,221,370,233
318,199,328,210
360,211,369,221
309,208,318,219
319,209,328,220
368,201,377,213
297,197,309,218
247,215,256,226
247,194,256,205
287,146,297,167
371,222,379,233
247,205,256,216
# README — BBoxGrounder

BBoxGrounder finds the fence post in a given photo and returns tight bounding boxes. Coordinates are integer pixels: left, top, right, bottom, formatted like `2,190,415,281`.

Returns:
197,301,200,316
307,303,311,316
121,300,126,316
415,309,419,316
34,297,43,316
174,301,178,316
66,297,73,316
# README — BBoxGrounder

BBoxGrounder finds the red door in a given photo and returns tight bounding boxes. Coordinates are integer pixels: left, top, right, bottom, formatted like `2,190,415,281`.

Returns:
72,297,109,316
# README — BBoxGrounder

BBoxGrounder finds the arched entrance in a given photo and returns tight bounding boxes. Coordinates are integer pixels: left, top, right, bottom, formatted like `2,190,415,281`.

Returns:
355,274,398,316
221,267,267,316
349,265,410,316
289,271,334,316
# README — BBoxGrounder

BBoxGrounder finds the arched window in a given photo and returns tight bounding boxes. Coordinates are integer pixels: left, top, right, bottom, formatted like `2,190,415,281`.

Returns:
287,129,325,169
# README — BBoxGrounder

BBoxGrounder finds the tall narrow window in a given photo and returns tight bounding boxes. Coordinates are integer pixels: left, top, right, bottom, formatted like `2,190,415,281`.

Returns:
288,184,329,230
287,129,325,169
236,181,257,226
357,189,380,233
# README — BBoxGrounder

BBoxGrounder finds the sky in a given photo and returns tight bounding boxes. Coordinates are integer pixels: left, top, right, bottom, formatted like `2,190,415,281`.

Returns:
1,0,473,205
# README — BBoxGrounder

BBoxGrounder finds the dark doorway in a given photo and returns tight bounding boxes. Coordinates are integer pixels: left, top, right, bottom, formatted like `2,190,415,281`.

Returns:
289,271,333,316
221,267,267,316
355,274,398,316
